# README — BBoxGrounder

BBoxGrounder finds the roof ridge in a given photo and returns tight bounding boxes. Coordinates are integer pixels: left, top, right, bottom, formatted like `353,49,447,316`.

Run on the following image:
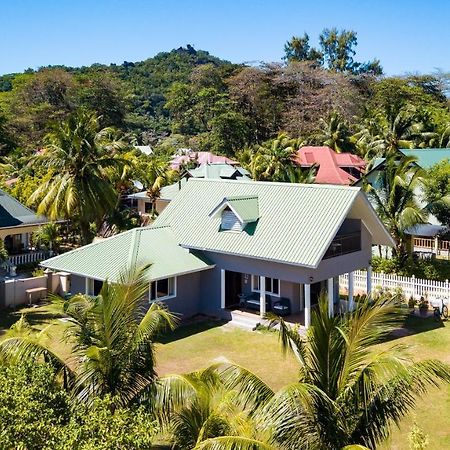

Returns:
188,178,361,191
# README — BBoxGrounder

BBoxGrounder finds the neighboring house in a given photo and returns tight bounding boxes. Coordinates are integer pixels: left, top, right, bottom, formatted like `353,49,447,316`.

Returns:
294,146,366,185
0,189,50,264
42,179,393,329
355,148,450,256
170,151,238,170
128,163,250,215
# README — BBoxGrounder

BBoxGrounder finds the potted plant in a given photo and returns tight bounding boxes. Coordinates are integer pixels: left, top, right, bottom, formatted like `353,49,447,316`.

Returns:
418,296,429,316
408,296,416,311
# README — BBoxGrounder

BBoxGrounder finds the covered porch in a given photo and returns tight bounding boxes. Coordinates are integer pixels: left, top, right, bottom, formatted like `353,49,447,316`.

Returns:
220,269,373,329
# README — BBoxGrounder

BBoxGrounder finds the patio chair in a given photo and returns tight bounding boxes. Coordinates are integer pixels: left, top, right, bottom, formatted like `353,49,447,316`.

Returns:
272,297,291,317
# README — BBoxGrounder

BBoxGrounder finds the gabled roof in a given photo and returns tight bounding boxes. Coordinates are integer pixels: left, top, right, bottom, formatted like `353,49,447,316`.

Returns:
400,148,450,169
209,196,259,223
187,163,250,180
294,146,366,185
41,226,213,282
0,189,49,229
155,179,393,268
170,152,238,170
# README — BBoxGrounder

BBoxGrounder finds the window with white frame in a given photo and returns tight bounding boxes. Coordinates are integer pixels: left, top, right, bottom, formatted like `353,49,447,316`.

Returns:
150,277,176,301
251,275,280,296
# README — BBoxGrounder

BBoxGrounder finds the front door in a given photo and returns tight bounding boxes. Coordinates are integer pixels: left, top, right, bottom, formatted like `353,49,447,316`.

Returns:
225,271,242,308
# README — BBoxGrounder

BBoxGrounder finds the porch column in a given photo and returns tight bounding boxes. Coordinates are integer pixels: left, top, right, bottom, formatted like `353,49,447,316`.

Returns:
327,278,334,317
84,277,89,295
366,265,372,297
304,284,311,328
348,271,354,312
220,269,226,309
259,276,266,318
434,237,439,255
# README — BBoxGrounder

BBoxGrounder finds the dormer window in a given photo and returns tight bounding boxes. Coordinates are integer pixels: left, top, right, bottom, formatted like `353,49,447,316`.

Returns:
221,207,243,231
209,195,259,233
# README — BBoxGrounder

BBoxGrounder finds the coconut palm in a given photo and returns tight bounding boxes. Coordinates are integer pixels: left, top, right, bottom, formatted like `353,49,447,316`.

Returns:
353,107,425,159
242,133,304,182
259,294,450,450
0,267,177,407
29,110,127,244
363,153,427,258
316,111,353,152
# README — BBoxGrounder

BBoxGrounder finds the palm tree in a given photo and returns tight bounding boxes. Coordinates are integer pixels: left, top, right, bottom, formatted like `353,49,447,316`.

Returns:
0,267,177,407
363,153,427,259
32,222,62,253
29,110,127,245
258,294,450,450
316,112,353,153
353,107,426,159
156,364,278,449
140,156,176,218
242,133,305,182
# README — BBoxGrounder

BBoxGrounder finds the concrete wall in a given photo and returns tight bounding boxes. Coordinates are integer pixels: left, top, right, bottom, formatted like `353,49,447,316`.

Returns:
1,276,48,308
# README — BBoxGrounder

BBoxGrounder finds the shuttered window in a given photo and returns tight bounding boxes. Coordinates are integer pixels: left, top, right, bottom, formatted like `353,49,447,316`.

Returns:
221,209,242,231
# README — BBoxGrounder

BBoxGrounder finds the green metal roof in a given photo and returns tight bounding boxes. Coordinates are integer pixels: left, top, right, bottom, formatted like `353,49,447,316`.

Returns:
0,189,48,228
400,148,450,169
187,163,250,180
41,226,213,282
155,179,370,268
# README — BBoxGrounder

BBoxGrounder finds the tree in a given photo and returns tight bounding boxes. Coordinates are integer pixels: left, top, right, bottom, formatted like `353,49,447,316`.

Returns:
29,110,127,244
364,153,427,258
423,160,450,227
32,222,62,253
0,267,177,407
284,33,323,64
0,362,70,449
319,28,382,75
261,295,450,449
316,111,353,152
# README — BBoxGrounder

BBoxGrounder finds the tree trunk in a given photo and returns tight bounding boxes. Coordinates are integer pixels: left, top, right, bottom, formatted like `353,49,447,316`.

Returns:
79,221,91,246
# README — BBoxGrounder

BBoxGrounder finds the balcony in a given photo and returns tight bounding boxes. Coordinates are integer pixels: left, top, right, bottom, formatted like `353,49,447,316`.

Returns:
323,232,361,259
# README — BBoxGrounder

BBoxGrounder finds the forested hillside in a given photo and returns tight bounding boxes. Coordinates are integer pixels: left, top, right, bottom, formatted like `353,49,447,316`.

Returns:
1,29,449,160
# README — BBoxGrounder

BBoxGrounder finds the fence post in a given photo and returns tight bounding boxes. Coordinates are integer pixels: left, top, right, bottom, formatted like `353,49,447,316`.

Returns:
411,275,416,299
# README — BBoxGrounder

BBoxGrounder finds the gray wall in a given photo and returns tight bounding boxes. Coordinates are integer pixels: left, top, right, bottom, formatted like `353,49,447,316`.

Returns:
68,272,203,319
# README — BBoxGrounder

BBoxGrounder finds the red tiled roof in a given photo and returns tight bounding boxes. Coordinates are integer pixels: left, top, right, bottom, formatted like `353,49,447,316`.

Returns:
171,151,238,170
294,146,366,185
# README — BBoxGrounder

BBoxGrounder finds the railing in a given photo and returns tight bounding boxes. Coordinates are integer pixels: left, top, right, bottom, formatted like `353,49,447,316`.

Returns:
340,270,450,300
413,238,450,256
324,233,361,259
8,251,49,266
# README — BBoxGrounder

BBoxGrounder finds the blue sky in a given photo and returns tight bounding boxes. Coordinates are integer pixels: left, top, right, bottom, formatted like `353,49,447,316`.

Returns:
1,0,449,76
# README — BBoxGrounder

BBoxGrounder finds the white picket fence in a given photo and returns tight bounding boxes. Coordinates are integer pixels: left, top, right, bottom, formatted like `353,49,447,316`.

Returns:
340,270,450,300
8,251,48,266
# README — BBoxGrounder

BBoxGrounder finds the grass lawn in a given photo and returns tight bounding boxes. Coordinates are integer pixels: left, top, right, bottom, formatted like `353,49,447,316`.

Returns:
1,303,450,448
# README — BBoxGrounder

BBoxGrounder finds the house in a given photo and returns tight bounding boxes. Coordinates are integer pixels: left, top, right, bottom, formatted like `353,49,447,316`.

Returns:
170,151,238,170
41,179,393,329
294,146,366,185
128,163,250,215
0,189,50,264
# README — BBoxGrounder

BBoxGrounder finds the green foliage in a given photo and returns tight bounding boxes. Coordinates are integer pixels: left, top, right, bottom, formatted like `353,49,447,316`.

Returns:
0,362,70,449
372,255,450,282
0,238,8,264
57,396,156,450
423,160,450,226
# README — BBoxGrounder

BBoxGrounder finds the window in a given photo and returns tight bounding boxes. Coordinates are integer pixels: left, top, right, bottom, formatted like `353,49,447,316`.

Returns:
221,208,242,232
251,275,280,296
150,277,176,301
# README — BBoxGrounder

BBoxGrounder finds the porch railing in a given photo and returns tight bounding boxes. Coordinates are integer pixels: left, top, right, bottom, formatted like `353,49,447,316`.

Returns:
8,251,49,266
413,237,450,256
324,232,361,259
